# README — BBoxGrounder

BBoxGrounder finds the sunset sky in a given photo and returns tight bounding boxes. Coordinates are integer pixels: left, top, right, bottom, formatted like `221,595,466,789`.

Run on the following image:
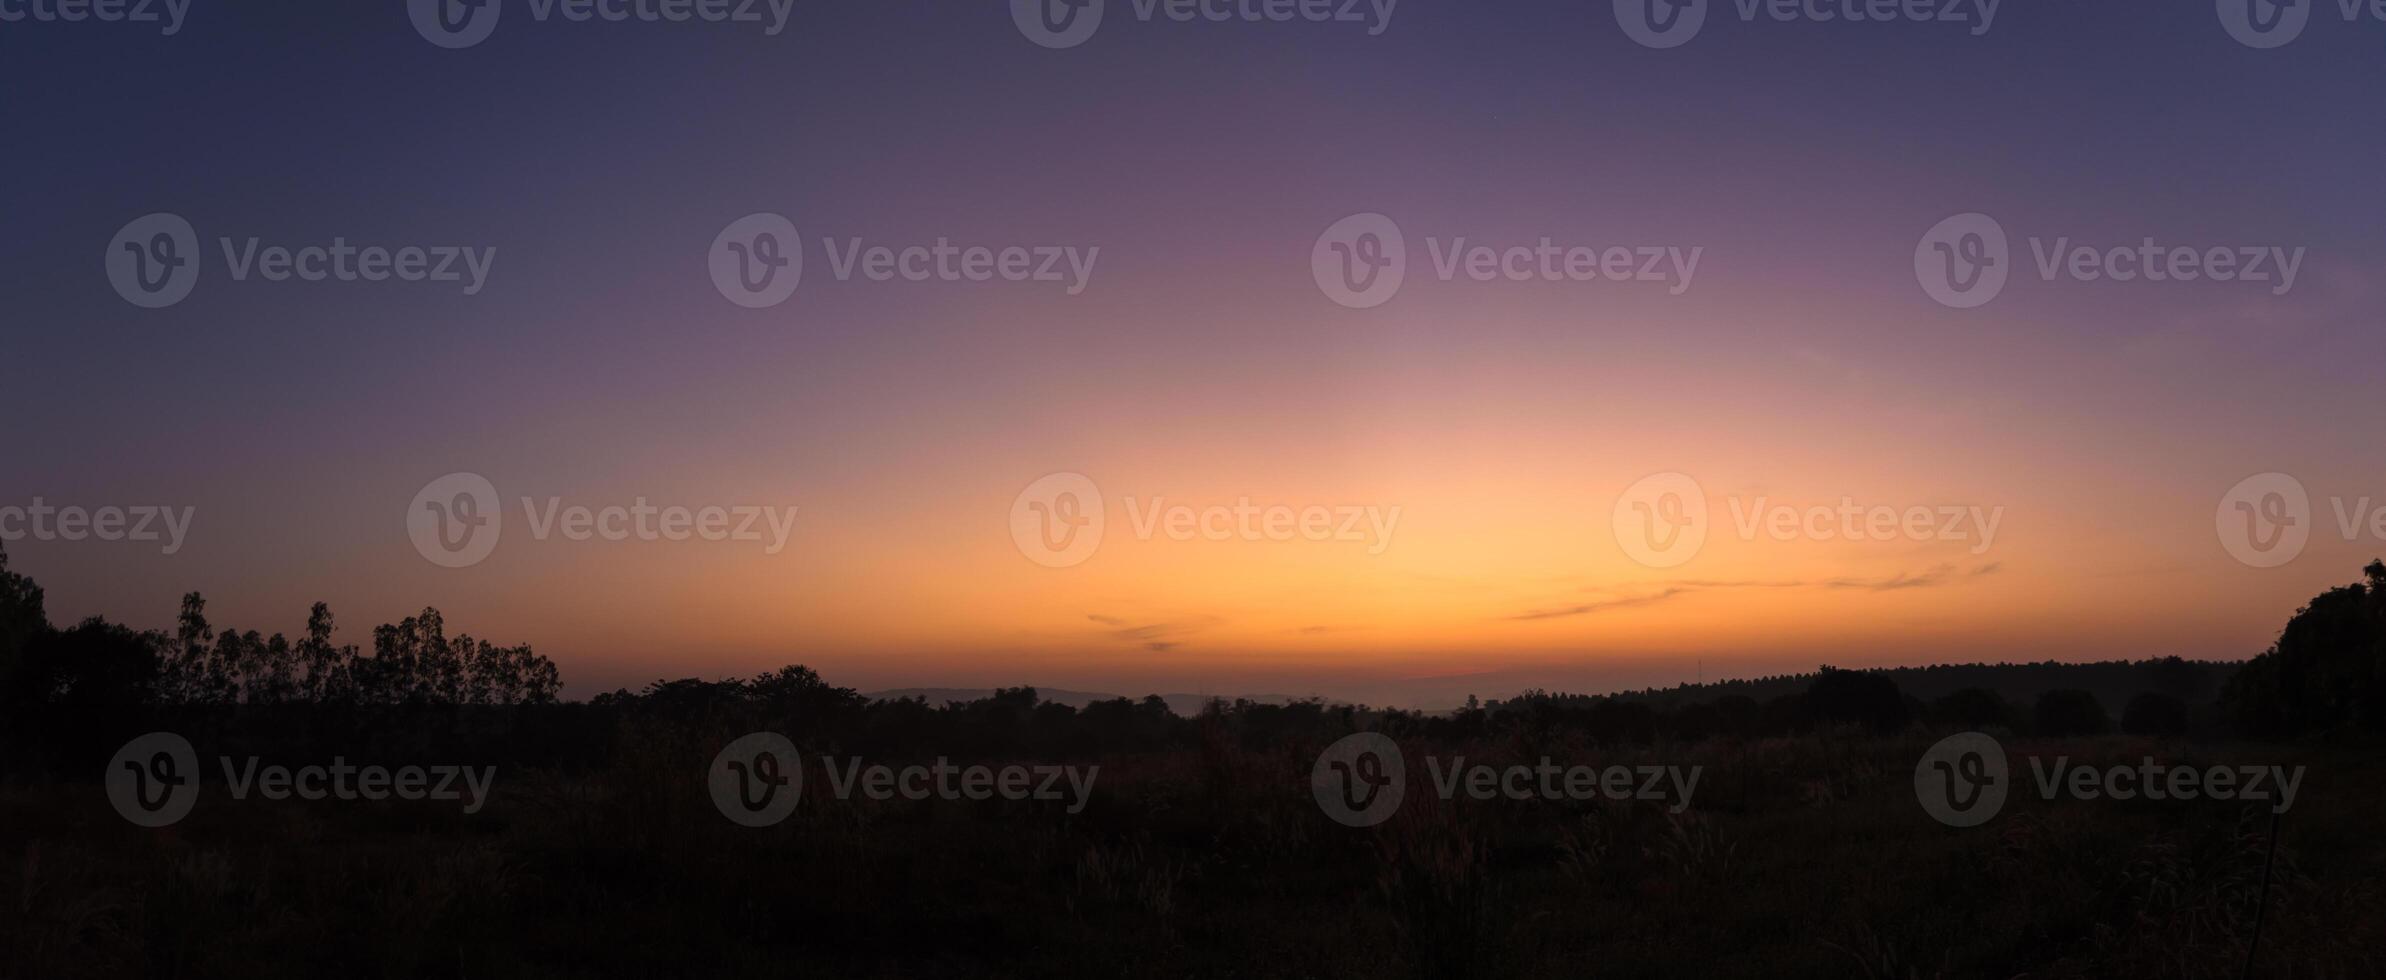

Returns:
5,2,2383,705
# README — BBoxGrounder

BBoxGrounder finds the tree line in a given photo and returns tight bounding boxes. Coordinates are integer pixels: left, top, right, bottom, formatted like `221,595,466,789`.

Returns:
0,544,559,709
6,543,2379,745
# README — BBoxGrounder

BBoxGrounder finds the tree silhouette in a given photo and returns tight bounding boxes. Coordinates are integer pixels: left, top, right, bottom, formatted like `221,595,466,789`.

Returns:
2032,689,2110,737
1931,687,2011,729
0,550,559,709
1806,666,1910,733
0,545,49,700
16,617,160,706
2222,559,2386,736
2119,692,2189,736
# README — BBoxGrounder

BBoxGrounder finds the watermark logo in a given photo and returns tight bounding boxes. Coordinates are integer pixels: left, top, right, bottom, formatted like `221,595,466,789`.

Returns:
2218,473,2310,568
409,0,795,48
107,732,199,828
1012,0,1104,48
2216,0,2317,48
1613,473,2003,569
106,732,495,826
1917,732,2305,825
2223,0,2386,47
709,731,802,827
1729,497,2001,553
1915,212,2307,310
1914,212,2009,309
1613,0,1706,48
1915,731,2007,827
1009,472,1403,567
2214,474,2386,567
409,472,504,569
409,0,502,48
1313,213,1702,309
407,472,800,568
708,732,1098,825
1,0,189,34
1616,0,1997,49
2213,473,2386,570
2031,754,2304,814
1313,734,1702,826
1011,472,1107,568
710,213,1097,307
1427,758,1700,811
106,213,201,309
1613,472,1710,569
1312,213,1406,309
0,500,196,556
104,212,498,309
1312,732,1404,827
710,212,803,308
1014,0,1395,49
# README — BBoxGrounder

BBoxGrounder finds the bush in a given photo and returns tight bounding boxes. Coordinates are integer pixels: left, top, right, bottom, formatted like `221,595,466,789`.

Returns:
1806,667,1910,734
2032,689,2110,737
1932,687,2011,729
2221,560,2386,736
2120,692,2190,736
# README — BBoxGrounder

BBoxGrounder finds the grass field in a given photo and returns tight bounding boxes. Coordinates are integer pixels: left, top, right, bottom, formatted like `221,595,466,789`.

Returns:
6,724,2379,979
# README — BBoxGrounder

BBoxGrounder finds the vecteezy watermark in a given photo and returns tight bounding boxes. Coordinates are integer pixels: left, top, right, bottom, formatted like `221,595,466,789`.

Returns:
2217,0,2385,49
1311,732,1701,828
1913,731,2007,827
1611,472,2002,569
1312,732,1404,827
105,212,496,309
706,731,1099,827
407,472,799,569
1914,212,2306,310
1008,472,1403,568
409,0,797,49
0,499,195,555
708,212,1098,308
2214,472,2386,569
1011,0,1396,50
107,732,199,827
0,0,190,34
1915,732,2305,827
1611,472,1710,570
1612,0,1999,50
1311,213,1701,310
2218,472,2310,569
708,732,802,826
106,732,497,827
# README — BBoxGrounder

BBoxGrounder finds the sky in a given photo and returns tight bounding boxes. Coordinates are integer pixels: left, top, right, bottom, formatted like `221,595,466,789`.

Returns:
3,1,2383,706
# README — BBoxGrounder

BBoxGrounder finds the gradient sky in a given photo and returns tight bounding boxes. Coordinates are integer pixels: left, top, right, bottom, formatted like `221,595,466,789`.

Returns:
5,2,2383,705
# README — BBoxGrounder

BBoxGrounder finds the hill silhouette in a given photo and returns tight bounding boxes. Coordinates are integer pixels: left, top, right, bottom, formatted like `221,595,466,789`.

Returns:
865,687,1334,717
6,544,2386,977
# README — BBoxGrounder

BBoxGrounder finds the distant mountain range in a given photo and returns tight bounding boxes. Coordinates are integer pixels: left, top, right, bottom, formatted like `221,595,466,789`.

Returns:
1586,659,2241,715
864,688,1331,717
866,659,2244,718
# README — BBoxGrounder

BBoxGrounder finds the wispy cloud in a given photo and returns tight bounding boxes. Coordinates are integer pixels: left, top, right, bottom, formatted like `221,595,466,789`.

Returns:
1823,562,2000,592
1508,564,2000,620
1508,588,1690,621
1087,614,1220,652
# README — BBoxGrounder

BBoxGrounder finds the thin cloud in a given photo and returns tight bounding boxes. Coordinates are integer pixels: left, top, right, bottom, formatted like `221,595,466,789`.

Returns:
1825,564,1971,591
1508,588,1689,621
1087,614,1220,652
1505,578,1802,622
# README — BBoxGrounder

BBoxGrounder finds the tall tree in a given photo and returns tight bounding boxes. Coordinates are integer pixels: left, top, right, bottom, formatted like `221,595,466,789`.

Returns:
0,545,49,702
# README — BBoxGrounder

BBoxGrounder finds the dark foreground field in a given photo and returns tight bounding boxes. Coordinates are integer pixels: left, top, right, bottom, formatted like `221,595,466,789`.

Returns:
5,709,2380,979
